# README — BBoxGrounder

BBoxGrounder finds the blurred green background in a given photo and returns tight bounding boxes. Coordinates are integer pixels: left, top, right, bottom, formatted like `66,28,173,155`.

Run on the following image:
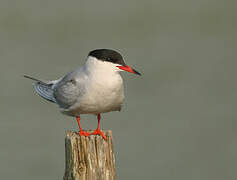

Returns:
1,0,237,179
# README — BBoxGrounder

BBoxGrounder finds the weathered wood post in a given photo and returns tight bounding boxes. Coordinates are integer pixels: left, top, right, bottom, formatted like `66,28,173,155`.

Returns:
63,130,116,180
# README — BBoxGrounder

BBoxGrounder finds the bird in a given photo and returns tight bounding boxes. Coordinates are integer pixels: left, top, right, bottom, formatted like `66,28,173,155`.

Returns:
24,49,141,140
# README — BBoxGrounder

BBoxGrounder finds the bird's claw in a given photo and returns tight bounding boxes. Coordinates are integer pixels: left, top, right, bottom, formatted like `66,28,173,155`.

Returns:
78,130,90,137
91,128,107,140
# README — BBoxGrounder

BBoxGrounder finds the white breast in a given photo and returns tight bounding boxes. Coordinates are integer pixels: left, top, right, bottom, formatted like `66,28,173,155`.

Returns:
62,57,125,116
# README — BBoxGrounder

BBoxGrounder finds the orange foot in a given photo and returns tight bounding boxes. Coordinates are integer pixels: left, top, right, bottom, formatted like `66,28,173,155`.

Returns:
91,128,107,140
79,130,90,137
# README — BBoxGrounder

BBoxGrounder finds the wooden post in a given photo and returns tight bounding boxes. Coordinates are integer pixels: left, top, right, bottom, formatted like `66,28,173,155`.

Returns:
63,131,116,180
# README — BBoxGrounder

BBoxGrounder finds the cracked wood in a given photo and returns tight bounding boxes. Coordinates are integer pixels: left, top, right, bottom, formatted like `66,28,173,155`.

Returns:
63,131,116,180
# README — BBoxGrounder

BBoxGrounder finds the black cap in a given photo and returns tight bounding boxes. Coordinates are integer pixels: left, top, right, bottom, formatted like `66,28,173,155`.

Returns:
88,49,126,66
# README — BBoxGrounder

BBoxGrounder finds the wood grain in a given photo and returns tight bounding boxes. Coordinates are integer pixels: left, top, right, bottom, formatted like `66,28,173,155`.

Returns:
63,131,116,180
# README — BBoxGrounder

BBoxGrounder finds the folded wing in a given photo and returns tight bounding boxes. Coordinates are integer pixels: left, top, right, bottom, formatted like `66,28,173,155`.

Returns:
24,75,57,103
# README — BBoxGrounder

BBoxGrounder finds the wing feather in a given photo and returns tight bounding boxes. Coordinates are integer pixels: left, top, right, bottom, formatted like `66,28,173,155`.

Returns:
24,75,56,103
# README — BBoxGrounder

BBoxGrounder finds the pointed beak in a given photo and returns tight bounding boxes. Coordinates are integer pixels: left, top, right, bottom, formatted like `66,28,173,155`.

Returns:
117,65,141,76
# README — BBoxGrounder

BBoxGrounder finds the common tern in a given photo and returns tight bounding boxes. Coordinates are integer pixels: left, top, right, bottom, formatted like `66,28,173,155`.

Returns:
24,49,141,139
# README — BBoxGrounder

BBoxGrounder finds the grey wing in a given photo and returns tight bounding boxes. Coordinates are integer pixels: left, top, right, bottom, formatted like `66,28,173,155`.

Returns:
34,82,56,103
24,75,57,103
53,68,84,109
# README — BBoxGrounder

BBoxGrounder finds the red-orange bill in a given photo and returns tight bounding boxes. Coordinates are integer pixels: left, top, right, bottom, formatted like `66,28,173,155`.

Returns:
117,65,141,75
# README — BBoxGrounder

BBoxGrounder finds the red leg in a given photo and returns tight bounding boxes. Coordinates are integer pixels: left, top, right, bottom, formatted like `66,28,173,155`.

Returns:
91,114,107,140
76,116,90,137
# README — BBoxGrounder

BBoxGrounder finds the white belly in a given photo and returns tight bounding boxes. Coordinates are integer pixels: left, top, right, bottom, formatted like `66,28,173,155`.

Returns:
61,74,124,116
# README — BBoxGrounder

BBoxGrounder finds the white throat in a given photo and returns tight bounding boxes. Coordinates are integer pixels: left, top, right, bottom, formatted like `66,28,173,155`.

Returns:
74,56,125,114
85,56,122,76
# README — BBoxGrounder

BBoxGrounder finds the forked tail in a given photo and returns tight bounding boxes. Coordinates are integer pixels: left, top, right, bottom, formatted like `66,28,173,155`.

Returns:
24,75,56,103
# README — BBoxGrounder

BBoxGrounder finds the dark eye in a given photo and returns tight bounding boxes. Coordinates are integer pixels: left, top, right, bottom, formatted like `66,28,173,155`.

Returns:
69,79,76,85
107,57,111,61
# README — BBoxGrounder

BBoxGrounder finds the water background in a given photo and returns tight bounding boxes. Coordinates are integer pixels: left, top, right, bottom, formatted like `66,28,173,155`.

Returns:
0,0,237,179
